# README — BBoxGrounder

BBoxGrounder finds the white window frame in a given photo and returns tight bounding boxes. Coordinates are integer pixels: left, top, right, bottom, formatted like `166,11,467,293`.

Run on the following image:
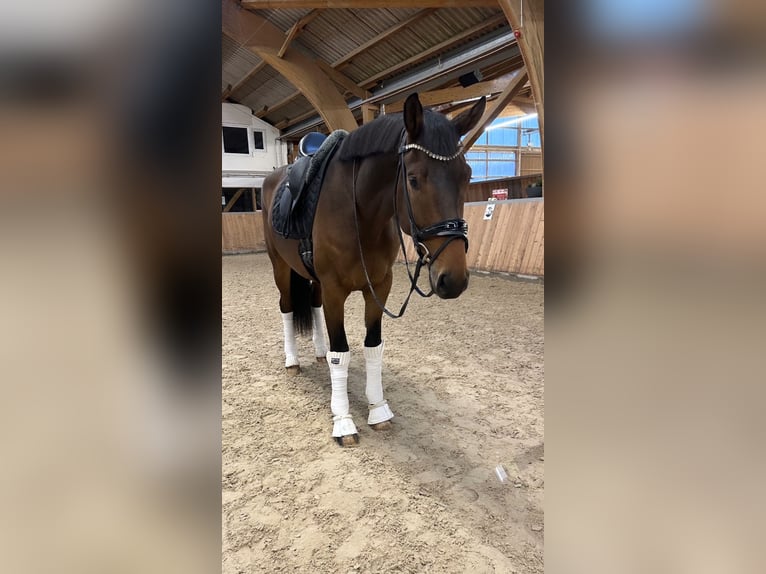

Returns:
222,123,268,157
251,129,266,153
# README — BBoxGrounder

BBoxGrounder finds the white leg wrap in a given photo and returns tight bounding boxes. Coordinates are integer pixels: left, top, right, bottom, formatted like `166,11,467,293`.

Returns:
364,343,394,425
327,351,358,437
311,306,328,358
281,312,299,368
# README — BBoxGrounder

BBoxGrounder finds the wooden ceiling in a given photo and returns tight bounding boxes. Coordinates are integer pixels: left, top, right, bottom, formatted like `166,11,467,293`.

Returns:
222,0,536,141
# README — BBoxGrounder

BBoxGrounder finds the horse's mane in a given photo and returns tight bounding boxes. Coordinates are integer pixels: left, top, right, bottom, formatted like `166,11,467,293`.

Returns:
337,109,460,161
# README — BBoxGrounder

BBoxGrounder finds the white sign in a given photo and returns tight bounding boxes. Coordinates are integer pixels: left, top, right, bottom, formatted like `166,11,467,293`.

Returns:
483,203,495,220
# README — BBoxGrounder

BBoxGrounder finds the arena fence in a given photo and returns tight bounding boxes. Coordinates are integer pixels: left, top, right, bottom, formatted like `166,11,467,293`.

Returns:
396,198,543,277
222,199,543,277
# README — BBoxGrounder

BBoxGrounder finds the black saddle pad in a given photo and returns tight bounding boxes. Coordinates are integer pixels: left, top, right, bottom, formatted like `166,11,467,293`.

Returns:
272,130,347,240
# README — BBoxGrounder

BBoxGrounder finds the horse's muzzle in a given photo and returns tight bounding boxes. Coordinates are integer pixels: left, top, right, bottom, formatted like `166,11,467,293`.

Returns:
434,269,469,299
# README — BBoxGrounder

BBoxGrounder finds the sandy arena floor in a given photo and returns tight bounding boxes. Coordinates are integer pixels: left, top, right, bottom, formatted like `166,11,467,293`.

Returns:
223,253,544,573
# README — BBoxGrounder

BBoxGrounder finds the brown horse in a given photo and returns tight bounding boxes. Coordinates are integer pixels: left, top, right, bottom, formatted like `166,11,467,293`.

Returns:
261,93,486,446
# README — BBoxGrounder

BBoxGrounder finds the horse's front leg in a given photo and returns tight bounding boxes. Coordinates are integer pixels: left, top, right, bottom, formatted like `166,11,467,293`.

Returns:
363,272,395,431
322,283,359,447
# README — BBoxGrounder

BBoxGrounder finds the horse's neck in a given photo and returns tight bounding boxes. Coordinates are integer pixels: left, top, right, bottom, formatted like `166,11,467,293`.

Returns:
354,153,399,226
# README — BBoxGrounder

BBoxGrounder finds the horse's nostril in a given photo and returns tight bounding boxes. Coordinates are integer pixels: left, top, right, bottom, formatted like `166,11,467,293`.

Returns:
437,273,448,291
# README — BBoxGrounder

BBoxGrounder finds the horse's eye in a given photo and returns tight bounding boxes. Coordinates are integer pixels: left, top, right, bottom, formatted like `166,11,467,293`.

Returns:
408,176,419,189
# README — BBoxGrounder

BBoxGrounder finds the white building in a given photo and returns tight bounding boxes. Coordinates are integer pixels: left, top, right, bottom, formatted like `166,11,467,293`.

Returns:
222,102,287,210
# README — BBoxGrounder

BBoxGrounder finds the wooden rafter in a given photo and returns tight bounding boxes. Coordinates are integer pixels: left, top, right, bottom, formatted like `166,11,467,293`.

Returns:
385,71,520,113
223,189,245,212
443,98,534,120
275,107,319,130
221,84,233,101
256,90,302,118
359,13,508,89
462,68,528,150
361,104,377,124
497,0,544,145
223,0,357,132
331,8,436,69
243,1,496,7
315,59,369,100
278,9,321,58
230,61,267,95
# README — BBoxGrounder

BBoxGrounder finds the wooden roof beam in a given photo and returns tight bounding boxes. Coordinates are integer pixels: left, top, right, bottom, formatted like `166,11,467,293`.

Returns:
315,59,369,100
230,60,267,95
442,97,534,120
275,107,320,130
255,90,302,118
385,70,520,113
331,8,436,69
359,13,507,89
462,67,528,149
223,0,357,132
221,84,233,101
278,9,321,58
243,1,496,8
497,0,544,145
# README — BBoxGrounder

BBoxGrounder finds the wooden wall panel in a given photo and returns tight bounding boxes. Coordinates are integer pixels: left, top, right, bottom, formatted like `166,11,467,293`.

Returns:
223,201,544,277
222,212,266,253
519,151,543,175
398,199,544,276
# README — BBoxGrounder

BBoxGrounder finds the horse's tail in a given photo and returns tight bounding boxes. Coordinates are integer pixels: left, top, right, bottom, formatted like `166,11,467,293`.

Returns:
290,270,313,336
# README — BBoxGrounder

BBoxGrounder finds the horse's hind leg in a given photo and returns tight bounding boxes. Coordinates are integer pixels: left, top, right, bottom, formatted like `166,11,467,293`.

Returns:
269,254,301,375
322,281,359,446
311,282,328,362
362,272,395,431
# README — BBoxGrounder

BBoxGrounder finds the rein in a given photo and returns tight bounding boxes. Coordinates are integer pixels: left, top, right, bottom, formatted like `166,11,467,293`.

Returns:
351,131,469,319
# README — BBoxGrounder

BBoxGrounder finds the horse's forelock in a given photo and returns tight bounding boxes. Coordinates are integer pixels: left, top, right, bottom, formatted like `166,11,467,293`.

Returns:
419,110,461,157
337,109,460,161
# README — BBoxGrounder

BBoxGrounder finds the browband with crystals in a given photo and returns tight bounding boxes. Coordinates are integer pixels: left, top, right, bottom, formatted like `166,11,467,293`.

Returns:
398,142,464,162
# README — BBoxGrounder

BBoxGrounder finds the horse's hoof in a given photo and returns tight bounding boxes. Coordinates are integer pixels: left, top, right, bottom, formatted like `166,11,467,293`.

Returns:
285,365,301,376
335,434,360,447
316,356,326,364
369,420,392,431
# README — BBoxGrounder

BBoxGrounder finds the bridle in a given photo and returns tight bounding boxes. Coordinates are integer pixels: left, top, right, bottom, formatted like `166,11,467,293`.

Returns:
352,130,469,319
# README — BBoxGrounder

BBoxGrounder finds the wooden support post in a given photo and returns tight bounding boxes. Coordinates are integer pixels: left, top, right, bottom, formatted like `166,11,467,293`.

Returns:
497,0,544,146
361,104,376,124
462,68,528,150
223,0,357,133
315,59,369,100
278,9,320,58
223,188,245,212
385,71,521,114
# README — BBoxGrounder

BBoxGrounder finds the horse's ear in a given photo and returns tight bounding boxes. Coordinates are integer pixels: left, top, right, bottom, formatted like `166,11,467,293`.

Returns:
403,93,423,140
452,96,486,136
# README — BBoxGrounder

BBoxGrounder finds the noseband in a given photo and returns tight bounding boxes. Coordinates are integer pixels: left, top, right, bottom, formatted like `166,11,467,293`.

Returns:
352,130,469,319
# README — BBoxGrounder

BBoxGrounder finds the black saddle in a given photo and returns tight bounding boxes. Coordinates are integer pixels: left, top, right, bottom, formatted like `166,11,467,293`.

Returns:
271,130,348,278
283,132,328,212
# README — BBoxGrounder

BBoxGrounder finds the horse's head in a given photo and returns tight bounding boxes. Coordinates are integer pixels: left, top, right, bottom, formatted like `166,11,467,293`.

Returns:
398,93,486,299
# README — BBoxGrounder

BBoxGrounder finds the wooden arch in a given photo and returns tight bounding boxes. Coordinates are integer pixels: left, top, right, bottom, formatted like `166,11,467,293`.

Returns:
222,0,358,132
